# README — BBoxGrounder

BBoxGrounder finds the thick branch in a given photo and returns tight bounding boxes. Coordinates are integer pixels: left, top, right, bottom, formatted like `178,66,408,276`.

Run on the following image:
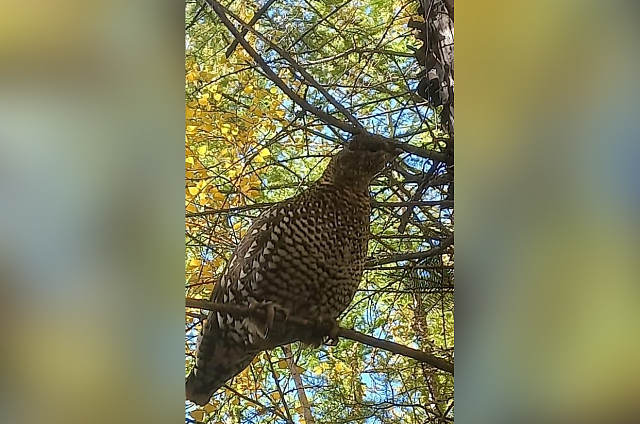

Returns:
338,328,454,374
185,298,453,374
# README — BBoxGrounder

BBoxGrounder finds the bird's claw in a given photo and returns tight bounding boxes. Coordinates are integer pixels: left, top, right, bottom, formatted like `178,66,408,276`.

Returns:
307,315,340,346
322,317,340,346
248,301,289,338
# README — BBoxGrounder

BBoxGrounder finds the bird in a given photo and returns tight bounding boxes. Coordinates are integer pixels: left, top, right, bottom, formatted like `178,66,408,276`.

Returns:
186,134,397,406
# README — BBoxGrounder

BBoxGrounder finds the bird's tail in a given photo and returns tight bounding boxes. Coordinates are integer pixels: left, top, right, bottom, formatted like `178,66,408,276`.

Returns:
185,351,257,406
185,368,221,406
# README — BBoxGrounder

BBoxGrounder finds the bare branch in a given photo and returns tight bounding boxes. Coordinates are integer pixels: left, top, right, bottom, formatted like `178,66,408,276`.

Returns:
225,0,278,58
185,298,454,374
218,1,364,130
366,235,454,267
204,0,357,134
282,345,315,424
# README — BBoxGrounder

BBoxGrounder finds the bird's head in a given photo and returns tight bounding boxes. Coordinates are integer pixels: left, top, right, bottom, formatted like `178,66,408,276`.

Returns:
319,134,399,192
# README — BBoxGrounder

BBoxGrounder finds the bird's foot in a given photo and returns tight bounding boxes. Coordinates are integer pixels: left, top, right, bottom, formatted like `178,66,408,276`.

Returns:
321,316,340,346
302,315,340,347
248,301,289,338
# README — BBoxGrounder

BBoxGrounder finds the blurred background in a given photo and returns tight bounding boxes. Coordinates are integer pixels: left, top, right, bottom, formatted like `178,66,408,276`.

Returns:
0,1,185,423
457,1,640,423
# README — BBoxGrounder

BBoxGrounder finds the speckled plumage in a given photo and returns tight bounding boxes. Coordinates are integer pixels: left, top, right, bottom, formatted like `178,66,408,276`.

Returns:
186,135,396,405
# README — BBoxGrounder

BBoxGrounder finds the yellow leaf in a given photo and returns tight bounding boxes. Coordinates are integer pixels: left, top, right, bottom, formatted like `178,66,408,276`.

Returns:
189,257,201,267
232,222,242,231
272,392,281,400
213,190,226,202
187,187,199,196
277,359,288,369
186,156,195,166
243,85,254,94
186,125,198,133
198,192,210,205
213,93,222,102
190,410,204,421
269,86,278,94
186,203,198,213
197,145,207,156
258,148,270,158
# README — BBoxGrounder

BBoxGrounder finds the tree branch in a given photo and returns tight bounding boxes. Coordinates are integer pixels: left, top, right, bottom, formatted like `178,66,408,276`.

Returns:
216,0,364,131
266,354,295,424
185,298,454,374
203,0,450,165
282,345,315,424
186,200,452,218
222,384,288,420
224,0,278,58
204,0,357,134
365,235,454,267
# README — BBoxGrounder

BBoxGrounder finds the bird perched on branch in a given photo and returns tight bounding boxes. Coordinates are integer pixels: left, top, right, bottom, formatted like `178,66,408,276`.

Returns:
186,134,398,405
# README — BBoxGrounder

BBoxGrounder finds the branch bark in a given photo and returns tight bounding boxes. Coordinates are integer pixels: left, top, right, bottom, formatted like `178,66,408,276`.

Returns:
185,298,454,374
365,235,454,267
224,0,278,58
282,345,315,424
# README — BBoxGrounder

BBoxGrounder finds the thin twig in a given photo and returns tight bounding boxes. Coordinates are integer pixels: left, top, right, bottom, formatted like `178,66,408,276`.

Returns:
204,0,357,134
266,354,295,424
222,384,288,421
218,1,364,130
225,0,278,58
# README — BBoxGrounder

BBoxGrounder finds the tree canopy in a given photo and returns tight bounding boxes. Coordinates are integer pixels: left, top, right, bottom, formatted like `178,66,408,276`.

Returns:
185,0,454,422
